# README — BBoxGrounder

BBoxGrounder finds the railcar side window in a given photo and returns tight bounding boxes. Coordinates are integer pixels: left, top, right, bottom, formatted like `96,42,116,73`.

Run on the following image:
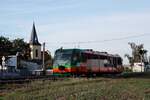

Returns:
104,59,111,67
118,58,122,65
81,53,87,62
72,52,80,65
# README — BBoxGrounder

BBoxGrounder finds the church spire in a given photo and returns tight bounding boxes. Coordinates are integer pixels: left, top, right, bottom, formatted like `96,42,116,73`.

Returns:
29,23,41,45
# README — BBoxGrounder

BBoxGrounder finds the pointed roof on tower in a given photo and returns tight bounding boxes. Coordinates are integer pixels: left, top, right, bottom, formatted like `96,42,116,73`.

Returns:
29,23,41,45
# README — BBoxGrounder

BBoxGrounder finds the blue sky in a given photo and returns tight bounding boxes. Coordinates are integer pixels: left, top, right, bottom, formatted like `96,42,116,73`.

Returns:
0,0,150,64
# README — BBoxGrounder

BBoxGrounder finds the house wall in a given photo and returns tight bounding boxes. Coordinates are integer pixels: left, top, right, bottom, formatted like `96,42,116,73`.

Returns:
133,63,144,72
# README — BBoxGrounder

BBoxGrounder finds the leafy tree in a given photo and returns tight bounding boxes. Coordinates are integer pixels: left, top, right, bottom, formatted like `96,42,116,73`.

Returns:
124,54,134,66
0,36,30,59
125,42,148,68
11,38,28,54
11,38,30,59
0,36,12,55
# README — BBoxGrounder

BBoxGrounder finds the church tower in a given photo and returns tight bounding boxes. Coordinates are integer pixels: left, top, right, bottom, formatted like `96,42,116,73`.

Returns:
29,23,41,60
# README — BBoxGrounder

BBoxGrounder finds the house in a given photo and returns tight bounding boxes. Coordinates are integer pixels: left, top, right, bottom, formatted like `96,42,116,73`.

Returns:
132,62,144,72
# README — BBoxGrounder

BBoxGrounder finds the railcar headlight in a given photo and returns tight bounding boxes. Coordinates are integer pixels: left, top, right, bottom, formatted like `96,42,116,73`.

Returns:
59,65,65,70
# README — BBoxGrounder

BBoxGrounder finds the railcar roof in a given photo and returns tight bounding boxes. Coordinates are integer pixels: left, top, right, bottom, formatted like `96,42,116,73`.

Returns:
55,48,121,58
82,50,121,58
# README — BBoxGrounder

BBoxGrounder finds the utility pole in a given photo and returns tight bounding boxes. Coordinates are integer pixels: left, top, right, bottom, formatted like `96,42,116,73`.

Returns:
16,52,19,70
140,55,143,72
43,42,45,75
149,56,150,64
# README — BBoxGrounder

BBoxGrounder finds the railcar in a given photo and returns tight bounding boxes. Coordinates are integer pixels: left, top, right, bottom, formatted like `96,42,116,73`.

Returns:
52,48,123,76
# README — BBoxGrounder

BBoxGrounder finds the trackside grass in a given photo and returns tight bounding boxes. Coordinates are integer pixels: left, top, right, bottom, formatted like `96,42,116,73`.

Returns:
1,77,150,100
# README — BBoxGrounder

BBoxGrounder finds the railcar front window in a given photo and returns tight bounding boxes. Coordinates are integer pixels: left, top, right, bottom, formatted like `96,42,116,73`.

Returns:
53,51,72,66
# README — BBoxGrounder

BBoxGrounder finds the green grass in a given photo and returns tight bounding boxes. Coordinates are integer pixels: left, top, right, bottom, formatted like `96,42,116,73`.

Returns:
1,77,150,100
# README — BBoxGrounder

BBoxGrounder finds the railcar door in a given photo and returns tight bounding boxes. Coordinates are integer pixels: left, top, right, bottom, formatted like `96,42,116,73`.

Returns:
71,50,81,74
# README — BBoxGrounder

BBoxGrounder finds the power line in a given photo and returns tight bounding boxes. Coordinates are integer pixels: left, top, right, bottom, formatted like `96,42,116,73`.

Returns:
46,33,150,45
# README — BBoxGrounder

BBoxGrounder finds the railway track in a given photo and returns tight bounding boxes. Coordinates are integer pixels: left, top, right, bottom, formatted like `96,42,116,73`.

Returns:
0,79,31,84
0,76,62,84
1,72,149,84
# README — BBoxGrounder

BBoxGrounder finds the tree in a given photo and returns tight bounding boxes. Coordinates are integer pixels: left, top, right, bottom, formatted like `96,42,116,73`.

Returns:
11,38,27,53
124,54,134,66
125,42,148,66
0,36,12,55
0,36,30,59
11,38,30,59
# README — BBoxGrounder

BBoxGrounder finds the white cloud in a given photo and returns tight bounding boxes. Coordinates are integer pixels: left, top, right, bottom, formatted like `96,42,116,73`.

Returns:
34,11,150,64
38,11,150,42
1,3,150,64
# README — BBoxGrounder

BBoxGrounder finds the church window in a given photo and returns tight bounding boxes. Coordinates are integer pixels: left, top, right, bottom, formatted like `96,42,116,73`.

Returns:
36,49,38,57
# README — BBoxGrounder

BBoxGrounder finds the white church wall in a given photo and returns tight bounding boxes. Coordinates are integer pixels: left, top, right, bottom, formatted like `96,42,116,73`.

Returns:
30,45,41,60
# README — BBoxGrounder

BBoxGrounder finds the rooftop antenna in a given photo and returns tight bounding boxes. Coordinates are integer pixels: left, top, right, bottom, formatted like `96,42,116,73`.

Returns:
42,42,45,75
77,42,80,48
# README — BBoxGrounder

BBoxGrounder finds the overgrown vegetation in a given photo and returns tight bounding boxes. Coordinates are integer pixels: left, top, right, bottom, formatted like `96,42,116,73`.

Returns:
1,77,150,100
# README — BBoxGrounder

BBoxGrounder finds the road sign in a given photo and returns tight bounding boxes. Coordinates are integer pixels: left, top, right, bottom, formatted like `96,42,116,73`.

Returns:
2,56,5,61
